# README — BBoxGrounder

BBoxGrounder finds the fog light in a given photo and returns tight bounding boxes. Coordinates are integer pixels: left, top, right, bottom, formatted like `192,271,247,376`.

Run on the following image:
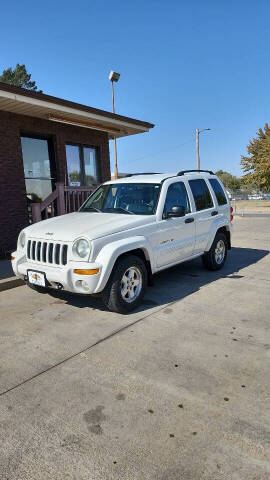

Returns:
75,280,90,292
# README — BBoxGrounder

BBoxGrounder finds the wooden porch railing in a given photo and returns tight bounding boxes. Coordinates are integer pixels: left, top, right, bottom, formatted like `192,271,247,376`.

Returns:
31,183,99,223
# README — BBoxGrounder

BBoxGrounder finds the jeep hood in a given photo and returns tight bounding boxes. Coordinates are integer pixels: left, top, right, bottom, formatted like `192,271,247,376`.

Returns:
25,212,154,242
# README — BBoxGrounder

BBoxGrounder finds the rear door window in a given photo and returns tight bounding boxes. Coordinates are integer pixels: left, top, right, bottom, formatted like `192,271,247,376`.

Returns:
209,179,227,205
189,179,214,211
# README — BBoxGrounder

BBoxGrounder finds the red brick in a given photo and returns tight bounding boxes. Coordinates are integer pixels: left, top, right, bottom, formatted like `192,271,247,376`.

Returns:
0,110,111,257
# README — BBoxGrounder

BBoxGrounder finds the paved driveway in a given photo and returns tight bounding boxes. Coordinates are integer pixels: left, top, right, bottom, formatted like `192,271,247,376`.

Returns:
0,217,270,480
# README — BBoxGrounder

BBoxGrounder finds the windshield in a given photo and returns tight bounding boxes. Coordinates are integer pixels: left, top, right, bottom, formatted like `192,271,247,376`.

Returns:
80,183,161,215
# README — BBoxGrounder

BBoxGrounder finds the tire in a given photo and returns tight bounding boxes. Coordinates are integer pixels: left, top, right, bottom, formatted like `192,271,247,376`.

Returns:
101,255,147,313
202,232,228,271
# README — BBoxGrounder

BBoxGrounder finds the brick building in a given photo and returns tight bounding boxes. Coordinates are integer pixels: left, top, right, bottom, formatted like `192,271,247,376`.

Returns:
0,82,154,257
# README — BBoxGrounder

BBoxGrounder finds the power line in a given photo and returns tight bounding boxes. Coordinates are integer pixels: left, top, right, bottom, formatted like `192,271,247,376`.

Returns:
122,137,194,167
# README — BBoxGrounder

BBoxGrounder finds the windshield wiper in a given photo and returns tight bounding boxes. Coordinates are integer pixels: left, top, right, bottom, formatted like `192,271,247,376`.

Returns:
104,207,135,215
82,207,102,213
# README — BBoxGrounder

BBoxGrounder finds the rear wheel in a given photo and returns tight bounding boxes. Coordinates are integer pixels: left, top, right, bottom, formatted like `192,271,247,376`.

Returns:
202,232,228,270
101,255,147,313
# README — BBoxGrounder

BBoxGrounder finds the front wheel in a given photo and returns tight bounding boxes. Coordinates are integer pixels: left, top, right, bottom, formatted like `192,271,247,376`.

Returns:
202,232,228,270
101,255,147,313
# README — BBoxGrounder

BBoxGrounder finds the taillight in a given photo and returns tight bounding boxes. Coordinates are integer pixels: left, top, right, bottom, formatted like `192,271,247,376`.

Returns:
230,206,233,222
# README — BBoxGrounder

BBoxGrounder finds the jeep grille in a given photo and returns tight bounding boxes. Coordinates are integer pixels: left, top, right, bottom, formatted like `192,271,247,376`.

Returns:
27,240,68,266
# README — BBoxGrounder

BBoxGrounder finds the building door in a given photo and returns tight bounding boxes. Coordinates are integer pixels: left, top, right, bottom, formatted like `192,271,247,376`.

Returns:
21,136,55,203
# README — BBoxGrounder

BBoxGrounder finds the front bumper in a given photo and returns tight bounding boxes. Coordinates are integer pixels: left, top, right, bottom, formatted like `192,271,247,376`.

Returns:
11,251,102,294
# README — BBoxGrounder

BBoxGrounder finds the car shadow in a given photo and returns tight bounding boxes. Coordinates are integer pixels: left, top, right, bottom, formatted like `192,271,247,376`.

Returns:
46,247,269,314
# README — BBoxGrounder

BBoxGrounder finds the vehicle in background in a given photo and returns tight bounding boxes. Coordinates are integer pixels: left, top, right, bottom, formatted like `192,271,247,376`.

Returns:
248,194,264,200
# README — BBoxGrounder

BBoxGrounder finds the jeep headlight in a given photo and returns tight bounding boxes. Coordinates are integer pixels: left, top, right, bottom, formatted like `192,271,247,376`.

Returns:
18,231,26,249
72,238,91,259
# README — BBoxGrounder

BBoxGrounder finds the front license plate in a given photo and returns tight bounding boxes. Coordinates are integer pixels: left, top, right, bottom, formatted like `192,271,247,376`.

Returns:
28,270,46,287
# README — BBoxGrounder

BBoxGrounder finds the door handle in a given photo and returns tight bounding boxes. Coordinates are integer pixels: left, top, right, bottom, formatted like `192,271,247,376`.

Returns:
211,210,219,216
185,217,194,223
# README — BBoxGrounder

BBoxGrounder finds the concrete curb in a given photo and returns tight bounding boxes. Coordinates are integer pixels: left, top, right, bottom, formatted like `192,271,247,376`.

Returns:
0,277,24,293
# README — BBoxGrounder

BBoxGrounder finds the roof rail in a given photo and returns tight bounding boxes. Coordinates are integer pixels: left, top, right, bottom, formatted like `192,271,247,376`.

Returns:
177,169,214,176
125,172,161,177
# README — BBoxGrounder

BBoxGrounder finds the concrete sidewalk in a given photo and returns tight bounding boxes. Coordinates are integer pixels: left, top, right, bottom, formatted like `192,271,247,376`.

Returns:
0,259,23,292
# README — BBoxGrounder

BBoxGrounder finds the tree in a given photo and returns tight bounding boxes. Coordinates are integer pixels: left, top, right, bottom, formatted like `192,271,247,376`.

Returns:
0,64,41,91
241,123,270,191
215,170,241,191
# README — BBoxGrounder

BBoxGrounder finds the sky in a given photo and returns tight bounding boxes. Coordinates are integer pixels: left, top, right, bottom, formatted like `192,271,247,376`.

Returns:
1,0,270,176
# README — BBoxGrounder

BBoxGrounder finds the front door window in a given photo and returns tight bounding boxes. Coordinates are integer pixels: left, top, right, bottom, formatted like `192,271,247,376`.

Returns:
163,182,191,216
21,136,54,202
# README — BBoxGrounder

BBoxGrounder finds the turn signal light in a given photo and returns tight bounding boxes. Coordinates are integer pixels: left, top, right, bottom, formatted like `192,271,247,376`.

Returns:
11,255,15,261
73,268,100,275
230,206,233,222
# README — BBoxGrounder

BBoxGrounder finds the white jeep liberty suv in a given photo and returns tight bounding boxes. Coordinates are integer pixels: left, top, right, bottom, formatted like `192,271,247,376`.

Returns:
12,170,233,313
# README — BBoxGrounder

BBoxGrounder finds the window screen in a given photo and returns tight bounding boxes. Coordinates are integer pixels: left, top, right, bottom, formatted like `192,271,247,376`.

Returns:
209,179,227,205
164,182,190,215
189,179,213,211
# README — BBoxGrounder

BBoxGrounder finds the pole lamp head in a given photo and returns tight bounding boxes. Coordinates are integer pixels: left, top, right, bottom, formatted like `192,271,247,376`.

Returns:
109,71,120,83
198,127,211,134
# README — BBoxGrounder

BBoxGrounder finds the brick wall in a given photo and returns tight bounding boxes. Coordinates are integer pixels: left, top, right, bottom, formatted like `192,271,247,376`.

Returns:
0,110,111,257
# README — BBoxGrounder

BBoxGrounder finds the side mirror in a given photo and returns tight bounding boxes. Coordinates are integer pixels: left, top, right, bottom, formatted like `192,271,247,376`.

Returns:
166,205,186,218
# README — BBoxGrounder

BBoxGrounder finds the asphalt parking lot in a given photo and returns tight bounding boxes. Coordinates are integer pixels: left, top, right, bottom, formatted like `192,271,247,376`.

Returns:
0,216,270,480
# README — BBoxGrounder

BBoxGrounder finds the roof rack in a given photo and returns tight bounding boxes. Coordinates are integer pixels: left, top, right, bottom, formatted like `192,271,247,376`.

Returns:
125,172,161,177
177,169,214,176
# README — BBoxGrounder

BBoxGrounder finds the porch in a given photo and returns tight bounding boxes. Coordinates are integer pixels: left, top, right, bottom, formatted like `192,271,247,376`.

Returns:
30,183,98,223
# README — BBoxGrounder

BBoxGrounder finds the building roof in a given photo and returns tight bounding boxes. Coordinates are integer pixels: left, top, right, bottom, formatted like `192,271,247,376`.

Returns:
0,82,154,139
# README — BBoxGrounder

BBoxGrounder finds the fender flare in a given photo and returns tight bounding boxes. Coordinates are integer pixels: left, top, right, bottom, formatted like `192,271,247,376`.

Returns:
94,236,152,293
204,219,231,252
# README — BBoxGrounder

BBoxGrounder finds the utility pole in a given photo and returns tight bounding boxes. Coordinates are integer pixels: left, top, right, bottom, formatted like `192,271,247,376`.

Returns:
109,71,120,179
195,128,211,170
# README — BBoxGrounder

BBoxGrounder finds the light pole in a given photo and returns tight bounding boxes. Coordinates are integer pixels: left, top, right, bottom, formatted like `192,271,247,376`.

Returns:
195,128,211,170
109,70,120,179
